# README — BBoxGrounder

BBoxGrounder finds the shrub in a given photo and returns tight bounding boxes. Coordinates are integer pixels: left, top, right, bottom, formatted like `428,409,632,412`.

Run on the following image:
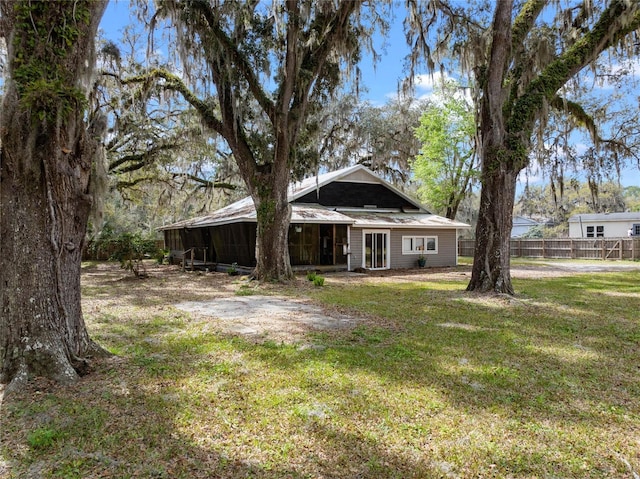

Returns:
109,232,160,278
228,262,239,276
307,271,317,281
313,275,325,287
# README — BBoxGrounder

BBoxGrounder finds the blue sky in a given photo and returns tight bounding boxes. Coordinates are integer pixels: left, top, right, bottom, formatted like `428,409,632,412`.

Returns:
99,1,422,104
99,1,640,191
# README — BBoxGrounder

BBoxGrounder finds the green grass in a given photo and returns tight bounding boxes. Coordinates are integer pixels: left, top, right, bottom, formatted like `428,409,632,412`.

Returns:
1,263,639,478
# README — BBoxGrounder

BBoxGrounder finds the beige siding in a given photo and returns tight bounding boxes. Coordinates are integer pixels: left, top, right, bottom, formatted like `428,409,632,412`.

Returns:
391,229,458,268
339,170,379,183
348,227,458,270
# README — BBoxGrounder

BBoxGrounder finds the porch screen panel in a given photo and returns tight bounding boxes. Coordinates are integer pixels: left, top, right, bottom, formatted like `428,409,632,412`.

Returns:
211,223,256,266
288,224,319,265
335,224,348,265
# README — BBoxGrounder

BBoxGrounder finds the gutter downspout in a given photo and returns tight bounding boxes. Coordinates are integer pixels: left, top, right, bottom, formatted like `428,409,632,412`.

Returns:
347,226,351,271
579,215,584,238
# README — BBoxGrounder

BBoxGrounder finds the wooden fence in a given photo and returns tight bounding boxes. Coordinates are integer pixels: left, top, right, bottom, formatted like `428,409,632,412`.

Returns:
458,237,640,260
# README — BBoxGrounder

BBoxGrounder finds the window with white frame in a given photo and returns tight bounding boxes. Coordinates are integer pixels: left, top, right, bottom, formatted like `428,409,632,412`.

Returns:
586,225,604,238
402,235,438,254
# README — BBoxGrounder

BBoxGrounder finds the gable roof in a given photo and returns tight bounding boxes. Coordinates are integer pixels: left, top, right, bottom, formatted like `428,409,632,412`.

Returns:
288,164,427,211
512,216,543,227
160,166,469,230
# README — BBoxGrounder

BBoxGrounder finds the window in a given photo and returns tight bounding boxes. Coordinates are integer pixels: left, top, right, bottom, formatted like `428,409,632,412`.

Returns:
402,235,438,254
586,225,604,238
633,224,640,236
363,230,389,269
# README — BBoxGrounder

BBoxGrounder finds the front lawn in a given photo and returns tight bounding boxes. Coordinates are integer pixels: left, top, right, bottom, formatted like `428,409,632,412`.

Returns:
1,263,638,478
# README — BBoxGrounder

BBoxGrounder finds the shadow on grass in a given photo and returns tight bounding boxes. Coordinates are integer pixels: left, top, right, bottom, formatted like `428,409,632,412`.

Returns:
0,341,460,478
0,376,315,478
2,265,638,477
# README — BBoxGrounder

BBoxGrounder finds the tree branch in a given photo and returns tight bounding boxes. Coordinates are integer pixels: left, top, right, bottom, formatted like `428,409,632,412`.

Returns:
120,68,225,135
108,142,184,173
173,173,238,190
549,95,600,145
511,0,545,52
508,0,640,159
288,1,360,141
189,0,276,123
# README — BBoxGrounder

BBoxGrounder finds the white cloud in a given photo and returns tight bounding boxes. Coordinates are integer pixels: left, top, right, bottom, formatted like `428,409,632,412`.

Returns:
381,71,472,104
413,72,452,92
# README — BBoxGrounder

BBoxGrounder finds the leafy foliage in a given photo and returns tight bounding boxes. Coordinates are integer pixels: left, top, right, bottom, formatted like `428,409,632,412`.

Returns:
406,0,640,294
517,180,626,225
90,228,160,277
92,32,244,231
412,81,478,219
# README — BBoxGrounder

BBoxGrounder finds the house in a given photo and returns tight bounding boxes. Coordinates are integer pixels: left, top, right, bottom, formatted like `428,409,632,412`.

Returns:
568,212,640,238
160,165,470,271
512,216,543,238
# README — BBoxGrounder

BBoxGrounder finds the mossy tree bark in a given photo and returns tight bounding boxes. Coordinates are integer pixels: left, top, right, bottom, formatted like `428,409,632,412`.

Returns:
466,0,640,294
0,0,108,392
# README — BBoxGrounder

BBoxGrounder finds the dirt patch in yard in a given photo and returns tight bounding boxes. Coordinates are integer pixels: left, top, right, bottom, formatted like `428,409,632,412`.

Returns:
82,260,640,343
175,295,360,340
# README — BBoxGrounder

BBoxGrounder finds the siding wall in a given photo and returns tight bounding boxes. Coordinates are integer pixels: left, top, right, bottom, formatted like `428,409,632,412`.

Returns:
340,170,378,183
349,227,458,270
569,220,634,238
391,229,458,268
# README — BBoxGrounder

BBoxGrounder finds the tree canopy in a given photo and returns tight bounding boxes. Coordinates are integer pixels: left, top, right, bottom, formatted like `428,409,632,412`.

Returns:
132,0,389,281
412,80,478,219
407,0,640,294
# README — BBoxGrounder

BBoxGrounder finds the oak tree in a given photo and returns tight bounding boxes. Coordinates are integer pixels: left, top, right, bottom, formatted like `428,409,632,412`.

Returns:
407,0,640,293
143,0,386,281
0,0,108,391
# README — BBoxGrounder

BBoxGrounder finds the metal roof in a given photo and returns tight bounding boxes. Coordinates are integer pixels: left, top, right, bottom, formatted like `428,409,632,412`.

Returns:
160,166,469,230
347,212,470,229
568,212,640,222
291,205,354,224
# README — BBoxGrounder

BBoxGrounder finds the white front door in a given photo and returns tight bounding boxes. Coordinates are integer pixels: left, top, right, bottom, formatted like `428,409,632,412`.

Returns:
363,230,390,269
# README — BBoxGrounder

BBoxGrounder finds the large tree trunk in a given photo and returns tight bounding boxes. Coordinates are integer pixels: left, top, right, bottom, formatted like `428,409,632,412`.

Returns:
250,162,294,282
466,0,517,294
0,0,108,392
466,159,518,294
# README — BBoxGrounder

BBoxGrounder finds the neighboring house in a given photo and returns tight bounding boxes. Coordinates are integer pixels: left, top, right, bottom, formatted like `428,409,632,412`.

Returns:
160,165,469,271
511,216,543,238
568,212,640,238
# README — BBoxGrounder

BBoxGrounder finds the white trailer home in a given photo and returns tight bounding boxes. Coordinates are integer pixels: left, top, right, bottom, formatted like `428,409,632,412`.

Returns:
568,212,640,238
